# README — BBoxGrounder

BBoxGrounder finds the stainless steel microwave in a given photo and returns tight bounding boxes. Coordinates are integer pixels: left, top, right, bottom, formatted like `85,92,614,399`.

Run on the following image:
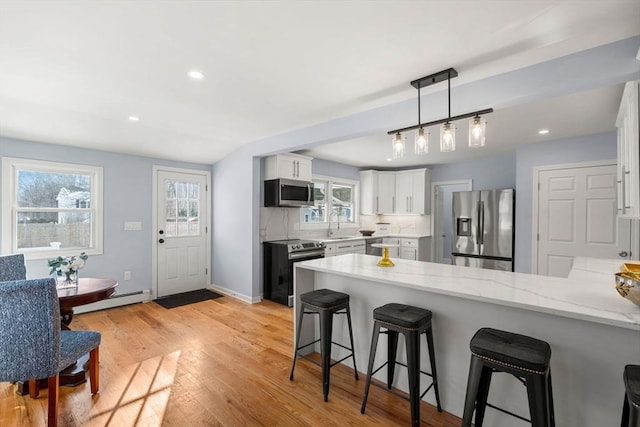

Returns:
264,179,314,207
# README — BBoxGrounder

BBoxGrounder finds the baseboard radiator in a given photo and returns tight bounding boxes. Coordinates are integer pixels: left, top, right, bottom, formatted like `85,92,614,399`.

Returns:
74,289,153,314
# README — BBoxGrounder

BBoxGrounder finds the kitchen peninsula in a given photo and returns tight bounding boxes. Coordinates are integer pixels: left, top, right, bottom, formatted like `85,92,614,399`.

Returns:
293,255,640,427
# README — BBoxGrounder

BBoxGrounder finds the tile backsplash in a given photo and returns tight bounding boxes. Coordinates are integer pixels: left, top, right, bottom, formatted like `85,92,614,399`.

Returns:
260,208,431,242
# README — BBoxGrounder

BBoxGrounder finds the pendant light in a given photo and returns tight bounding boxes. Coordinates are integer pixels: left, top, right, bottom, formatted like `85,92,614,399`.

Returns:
439,70,456,152
440,122,455,152
392,132,405,159
414,85,428,155
387,68,493,156
468,115,486,147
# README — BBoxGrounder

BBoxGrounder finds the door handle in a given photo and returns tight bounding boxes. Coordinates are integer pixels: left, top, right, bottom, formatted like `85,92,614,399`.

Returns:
158,238,165,244
159,230,164,235
619,251,629,258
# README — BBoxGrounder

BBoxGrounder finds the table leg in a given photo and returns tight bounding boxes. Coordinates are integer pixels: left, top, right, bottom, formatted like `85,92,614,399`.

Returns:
60,307,73,330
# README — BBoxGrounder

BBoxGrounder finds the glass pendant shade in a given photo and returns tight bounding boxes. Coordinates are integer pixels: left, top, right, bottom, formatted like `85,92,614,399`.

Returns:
414,128,428,155
392,132,405,159
468,116,486,148
440,122,455,152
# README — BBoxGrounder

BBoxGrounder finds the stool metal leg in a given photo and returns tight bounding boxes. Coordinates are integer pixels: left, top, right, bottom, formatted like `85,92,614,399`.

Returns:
622,394,630,427
319,308,333,402
425,327,442,412
462,355,485,427
474,367,492,427
547,371,555,427
289,303,307,381
387,330,399,389
405,330,421,427
345,304,359,380
526,373,551,427
360,321,381,414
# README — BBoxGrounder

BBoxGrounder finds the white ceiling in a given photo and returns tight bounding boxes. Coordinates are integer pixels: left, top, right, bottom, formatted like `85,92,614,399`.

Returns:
0,1,638,166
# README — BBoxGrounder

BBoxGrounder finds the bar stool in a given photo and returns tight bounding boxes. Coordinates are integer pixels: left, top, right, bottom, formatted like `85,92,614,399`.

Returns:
360,303,442,427
289,288,358,402
462,327,555,427
622,364,640,426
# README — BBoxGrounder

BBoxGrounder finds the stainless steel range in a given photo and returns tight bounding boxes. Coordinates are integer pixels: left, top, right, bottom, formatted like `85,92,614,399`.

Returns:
263,239,325,306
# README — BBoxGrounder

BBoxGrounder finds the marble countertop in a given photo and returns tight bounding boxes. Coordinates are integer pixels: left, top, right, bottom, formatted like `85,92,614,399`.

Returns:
296,254,640,330
317,233,431,244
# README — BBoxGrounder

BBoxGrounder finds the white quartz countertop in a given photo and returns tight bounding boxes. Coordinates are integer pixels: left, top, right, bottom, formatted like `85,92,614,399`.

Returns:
317,233,431,244
296,254,640,330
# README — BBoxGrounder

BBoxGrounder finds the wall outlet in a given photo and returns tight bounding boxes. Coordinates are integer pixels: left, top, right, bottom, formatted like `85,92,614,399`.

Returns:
124,271,131,281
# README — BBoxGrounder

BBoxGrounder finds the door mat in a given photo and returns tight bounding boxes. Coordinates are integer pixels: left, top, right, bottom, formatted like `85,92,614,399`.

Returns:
155,289,223,309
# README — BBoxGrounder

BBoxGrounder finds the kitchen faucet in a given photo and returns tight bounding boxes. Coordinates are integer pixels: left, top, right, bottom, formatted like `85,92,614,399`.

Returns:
327,211,340,237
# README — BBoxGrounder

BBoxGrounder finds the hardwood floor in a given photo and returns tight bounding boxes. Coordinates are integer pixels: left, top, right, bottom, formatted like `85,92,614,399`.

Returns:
0,297,462,426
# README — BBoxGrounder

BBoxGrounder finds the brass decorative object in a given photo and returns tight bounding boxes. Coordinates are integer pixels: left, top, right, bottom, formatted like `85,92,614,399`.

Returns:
615,271,640,306
377,247,395,268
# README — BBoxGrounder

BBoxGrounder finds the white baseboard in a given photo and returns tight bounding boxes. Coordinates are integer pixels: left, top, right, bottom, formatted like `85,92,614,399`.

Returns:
75,289,153,314
208,284,261,304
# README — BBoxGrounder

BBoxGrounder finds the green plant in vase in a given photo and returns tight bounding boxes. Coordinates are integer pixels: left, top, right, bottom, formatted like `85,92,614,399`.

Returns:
48,252,88,286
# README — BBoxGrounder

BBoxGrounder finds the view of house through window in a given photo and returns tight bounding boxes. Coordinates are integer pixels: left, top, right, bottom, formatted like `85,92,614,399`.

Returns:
301,178,357,226
2,157,103,257
17,170,92,249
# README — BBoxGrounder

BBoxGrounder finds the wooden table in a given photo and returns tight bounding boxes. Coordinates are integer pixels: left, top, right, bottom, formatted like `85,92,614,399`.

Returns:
57,277,118,329
16,278,118,395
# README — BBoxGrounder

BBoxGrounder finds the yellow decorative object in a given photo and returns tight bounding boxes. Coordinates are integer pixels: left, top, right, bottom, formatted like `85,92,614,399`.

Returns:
615,272,640,307
377,247,395,268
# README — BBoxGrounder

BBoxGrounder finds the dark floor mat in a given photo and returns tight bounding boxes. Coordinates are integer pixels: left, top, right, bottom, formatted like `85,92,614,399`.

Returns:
155,289,223,309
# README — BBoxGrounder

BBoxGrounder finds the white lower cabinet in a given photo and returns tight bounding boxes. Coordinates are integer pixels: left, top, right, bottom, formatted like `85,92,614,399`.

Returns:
336,240,366,255
382,237,430,261
325,239,366,257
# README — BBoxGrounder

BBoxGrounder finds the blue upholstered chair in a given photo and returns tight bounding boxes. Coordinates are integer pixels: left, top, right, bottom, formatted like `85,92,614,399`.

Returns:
0,278,101,427
0,253,27,281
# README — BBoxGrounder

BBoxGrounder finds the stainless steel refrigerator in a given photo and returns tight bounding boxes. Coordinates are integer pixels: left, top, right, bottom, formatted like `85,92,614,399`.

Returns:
451,189,515,271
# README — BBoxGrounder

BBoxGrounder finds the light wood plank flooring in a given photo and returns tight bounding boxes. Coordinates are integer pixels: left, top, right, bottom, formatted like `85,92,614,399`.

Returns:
1,296,461,426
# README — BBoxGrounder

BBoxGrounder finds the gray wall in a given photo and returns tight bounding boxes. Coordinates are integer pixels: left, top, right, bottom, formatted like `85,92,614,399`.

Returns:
0,137,210,295
429,154,516,189
514,131,617,273
311,158,360,181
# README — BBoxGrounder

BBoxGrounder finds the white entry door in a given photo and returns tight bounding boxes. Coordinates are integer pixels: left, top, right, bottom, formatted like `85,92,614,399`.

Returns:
155,168,209,297
535,162,632,277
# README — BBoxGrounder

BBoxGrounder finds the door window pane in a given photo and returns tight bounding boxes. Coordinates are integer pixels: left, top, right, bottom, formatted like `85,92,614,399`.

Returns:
164,179,201,237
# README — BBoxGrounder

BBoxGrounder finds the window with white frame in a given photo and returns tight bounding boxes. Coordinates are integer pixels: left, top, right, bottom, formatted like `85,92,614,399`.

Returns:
300,176,358,228
1,157,103,259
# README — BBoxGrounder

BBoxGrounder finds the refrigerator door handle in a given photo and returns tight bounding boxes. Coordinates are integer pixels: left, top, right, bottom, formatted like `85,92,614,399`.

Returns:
478,201,484,245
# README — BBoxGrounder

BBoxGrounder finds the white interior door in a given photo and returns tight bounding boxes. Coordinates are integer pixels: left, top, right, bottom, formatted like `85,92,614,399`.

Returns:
156,169,209,297
536,163,633,277
432,181,472,264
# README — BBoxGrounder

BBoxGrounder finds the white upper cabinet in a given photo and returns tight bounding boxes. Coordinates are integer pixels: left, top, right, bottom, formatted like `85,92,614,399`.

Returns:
395,169,431,214
616,81,640,219
360,168,430,215
359,170,395,214
378,172,396,214
359,170,378,215
264,153,313,181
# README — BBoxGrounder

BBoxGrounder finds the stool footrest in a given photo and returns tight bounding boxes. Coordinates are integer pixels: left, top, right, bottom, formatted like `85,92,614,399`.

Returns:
485,402,530,423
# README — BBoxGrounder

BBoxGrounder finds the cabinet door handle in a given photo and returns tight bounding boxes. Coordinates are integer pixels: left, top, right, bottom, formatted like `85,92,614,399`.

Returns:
392,196,395,213
376,196,379,213
292,161,296,177
617,179,623,211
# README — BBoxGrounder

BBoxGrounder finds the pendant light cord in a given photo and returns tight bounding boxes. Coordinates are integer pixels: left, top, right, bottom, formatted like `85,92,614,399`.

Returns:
417,85,421,127
447,70,451,120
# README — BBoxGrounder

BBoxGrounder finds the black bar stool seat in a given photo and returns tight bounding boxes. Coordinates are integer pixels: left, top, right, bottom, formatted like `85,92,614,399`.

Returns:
289,288,358,402
622,364,640,426
361,303,442,427
462,327,555,427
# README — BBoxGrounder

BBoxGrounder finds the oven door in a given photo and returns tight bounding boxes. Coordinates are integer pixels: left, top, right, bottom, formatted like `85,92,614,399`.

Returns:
287,250,324,307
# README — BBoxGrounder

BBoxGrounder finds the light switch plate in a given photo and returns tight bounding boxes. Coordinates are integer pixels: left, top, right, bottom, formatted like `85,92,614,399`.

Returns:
124,221,142,231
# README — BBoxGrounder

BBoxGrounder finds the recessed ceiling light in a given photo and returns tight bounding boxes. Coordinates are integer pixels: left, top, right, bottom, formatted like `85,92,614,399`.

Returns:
128,116,140,122
538,129,549,135
187,70,204,80
386,158,393,162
